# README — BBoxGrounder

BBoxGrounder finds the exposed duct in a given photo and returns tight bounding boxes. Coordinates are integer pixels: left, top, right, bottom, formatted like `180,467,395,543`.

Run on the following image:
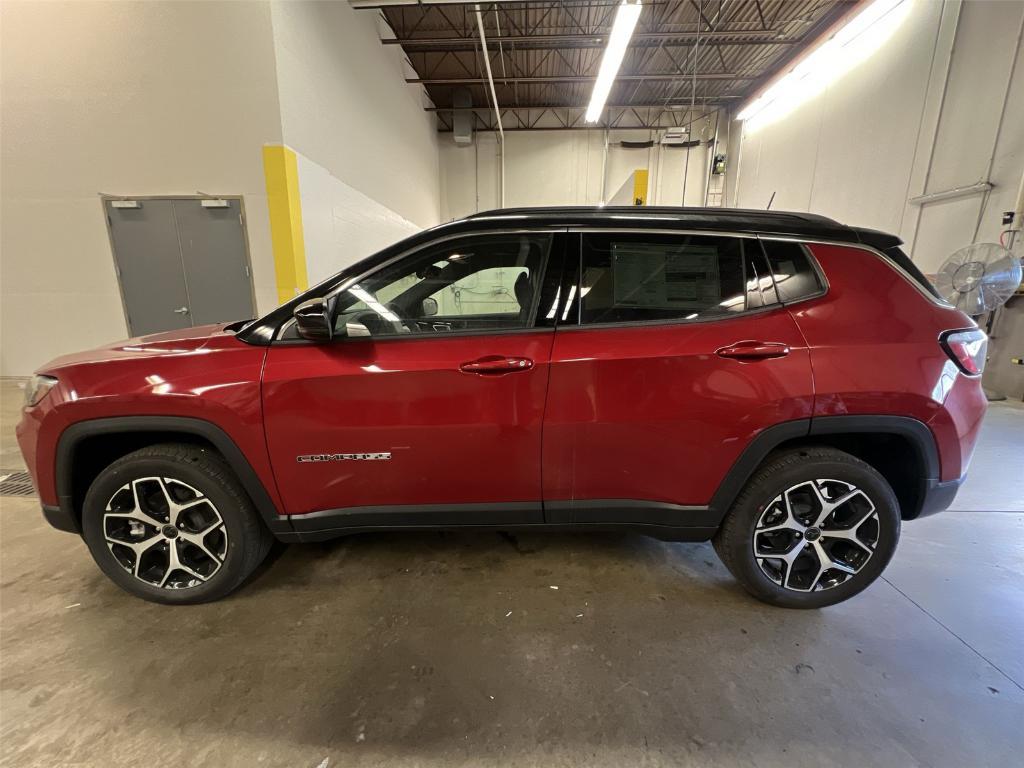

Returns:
452,88,473,145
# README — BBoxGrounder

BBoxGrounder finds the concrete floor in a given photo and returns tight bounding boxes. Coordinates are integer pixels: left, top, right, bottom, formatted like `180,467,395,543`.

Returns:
1,379,1021,768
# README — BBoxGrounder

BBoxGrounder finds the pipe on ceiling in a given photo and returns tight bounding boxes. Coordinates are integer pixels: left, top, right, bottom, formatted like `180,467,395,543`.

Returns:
474,4,505,207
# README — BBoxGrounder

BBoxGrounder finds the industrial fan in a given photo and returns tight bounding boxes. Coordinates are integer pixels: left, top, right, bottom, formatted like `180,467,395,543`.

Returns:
933,243,1022,315
933,242,1022,400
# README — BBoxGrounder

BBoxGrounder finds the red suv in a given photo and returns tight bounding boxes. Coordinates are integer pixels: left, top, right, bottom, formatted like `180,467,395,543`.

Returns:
17,208,988,608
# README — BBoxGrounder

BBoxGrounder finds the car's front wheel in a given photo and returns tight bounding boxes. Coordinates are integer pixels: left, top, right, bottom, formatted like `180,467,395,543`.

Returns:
714,446,901,609
82,443,273,604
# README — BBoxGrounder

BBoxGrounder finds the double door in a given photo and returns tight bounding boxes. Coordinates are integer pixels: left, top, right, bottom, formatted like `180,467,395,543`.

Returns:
105,197,256,336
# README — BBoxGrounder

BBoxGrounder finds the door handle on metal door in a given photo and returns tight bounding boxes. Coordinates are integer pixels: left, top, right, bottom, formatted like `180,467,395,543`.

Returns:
716,341,790,360
173,307,190,315
459,356,534,375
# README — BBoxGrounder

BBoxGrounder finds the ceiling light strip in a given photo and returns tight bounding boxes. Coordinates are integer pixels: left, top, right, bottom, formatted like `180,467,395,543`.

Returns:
585,0,643,124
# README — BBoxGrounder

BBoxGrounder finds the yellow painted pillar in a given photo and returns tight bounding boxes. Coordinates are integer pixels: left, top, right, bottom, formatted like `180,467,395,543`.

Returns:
262,145,309,303
632,169,649,206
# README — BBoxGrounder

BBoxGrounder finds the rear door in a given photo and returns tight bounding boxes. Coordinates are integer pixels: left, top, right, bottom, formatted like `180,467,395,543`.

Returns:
262,230,566,523
542,231,815,525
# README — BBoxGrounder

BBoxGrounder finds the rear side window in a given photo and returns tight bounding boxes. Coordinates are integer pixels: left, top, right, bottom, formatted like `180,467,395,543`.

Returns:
575,233,773,325
760,240,824,302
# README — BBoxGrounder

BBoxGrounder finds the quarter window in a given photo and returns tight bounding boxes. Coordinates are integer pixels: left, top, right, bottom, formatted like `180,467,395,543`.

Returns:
760,240,824,302
574,233,773,325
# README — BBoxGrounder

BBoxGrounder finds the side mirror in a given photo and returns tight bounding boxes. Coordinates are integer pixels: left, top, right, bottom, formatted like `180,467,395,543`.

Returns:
293,297,334,342
421,297,438,317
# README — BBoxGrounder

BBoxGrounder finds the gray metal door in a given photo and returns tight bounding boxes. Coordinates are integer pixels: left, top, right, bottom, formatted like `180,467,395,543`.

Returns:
106,199,191,337
106,197,256,337
173,199,254,326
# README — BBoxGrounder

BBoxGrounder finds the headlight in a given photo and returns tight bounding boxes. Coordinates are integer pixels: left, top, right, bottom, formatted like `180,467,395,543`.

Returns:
24,375,58,407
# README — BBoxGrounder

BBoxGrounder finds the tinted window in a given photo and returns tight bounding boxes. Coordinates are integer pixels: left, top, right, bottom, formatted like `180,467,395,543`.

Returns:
330,233,551,337
760,240,824,302
575,234,768,325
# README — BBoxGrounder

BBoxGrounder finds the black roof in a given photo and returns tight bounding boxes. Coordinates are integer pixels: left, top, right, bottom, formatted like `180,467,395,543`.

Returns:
463,206,900,250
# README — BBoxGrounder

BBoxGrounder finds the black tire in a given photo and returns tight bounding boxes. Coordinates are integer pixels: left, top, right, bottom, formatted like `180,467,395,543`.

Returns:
82,443,274,605
713,446,900,609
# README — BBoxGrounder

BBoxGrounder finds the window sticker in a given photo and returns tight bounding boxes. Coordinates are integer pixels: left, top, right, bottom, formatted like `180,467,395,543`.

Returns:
611,243,721,309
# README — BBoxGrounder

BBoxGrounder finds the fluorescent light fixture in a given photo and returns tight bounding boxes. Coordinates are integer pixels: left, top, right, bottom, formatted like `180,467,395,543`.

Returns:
585,0,642,123
736,0,910,130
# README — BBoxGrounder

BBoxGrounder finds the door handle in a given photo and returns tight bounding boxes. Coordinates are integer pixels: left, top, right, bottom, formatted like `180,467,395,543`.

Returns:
173,306,190,315
460,355,534,375
716,341,790,360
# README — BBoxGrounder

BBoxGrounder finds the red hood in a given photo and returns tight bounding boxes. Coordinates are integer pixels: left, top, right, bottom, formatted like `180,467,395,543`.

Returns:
38,323,236,371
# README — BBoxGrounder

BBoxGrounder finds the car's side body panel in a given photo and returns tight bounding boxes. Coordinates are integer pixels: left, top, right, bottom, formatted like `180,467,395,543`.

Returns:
261,330,555,516
796,243,986,481
15,328,281,520
541,305,815,514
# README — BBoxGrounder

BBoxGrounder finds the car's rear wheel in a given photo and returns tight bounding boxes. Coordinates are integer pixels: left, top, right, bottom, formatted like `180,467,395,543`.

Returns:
82,443,274,604
713,447,900,609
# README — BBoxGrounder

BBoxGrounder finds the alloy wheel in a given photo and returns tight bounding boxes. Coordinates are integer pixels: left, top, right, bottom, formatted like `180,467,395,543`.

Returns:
752,478,880,592
103,477,228,589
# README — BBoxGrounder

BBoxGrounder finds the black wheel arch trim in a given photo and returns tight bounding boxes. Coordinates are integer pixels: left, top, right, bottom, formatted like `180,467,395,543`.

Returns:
54,416,292,535
808,415,939,477
52,414,943,540
707,415,941,524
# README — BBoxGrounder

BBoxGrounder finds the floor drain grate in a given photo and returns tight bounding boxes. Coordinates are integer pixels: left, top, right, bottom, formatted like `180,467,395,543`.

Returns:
0,471,36,497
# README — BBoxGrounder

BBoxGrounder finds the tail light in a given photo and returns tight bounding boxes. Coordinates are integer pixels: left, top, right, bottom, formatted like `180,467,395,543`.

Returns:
940,329,988,376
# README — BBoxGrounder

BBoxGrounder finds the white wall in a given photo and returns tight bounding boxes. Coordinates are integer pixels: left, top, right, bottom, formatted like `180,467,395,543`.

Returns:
1,0,444,376
0,0,283,376
269,0,441,230
439,121,717,221
296,151,420,285
732,0,1024,398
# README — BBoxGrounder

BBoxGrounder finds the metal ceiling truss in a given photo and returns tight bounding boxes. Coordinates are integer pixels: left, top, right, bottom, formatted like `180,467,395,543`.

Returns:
356,0,856,132
434,104,719,131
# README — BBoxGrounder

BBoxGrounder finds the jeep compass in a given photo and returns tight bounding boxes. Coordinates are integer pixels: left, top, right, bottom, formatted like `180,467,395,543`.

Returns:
16,207,988,608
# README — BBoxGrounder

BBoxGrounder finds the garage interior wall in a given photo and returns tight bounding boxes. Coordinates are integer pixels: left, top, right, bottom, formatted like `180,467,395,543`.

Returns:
0,1,283,377
268,0,440,284
732,0,1024,398
439,118,718,220
0,0,442,377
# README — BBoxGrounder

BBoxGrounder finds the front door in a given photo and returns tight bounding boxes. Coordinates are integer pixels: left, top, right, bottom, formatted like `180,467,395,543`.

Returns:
542,231,815,525
262,231,565,525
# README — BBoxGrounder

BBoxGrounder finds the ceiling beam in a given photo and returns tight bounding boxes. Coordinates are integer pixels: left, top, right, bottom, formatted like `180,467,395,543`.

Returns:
425,100,737,111
353,0,630,7
408,72,753,84
383,31,797,49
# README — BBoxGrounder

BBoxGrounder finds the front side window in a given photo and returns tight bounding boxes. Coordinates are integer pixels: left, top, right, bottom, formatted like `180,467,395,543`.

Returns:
330,233,551,337
573,233,772,325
